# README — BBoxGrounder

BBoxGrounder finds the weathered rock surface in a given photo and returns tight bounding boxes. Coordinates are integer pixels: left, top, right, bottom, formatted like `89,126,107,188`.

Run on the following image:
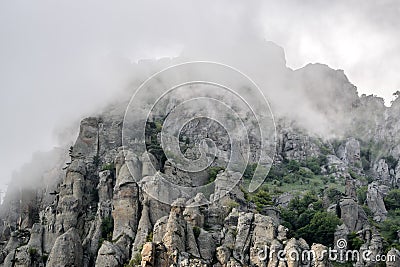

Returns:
366,182,388,222
337,137,362,168
339,198,368,232
386,248,400,267
46,228,83,267
2,59,400,267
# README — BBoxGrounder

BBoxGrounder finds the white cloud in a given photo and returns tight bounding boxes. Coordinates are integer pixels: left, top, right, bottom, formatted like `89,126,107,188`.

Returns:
0,0,399,190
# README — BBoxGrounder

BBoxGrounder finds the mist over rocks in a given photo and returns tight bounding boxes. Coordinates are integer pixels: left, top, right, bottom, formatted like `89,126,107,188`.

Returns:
1,43,400,266
0,40,387,194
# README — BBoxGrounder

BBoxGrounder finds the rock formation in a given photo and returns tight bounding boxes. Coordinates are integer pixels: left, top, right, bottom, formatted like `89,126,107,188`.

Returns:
1,51,399,267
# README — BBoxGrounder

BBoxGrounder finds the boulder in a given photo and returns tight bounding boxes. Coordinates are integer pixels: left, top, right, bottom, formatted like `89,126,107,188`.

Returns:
339,198,368,231
311,243,329,267
162,198,187,253
141,242,155,267
373,159,391,184
386,248,400,267
95,241,126,267
366,182,388,222
47,228,83,267
216,246,231,265
337,138,362,167
233,212,254,264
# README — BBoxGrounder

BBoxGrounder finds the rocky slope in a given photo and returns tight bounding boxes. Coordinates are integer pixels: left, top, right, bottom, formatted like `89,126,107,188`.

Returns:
1,46,400,266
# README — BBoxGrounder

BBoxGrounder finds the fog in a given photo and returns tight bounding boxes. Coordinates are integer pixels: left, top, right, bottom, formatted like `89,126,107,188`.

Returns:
0,0,399,194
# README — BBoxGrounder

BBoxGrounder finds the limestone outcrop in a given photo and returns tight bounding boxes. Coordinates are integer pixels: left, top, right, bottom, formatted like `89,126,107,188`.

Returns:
1,59,400,267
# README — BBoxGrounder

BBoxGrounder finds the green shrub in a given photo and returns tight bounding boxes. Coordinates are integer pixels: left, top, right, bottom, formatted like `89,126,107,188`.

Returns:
283,174,296,184
287,160,301,172
100,216,114,244
266,164,288,181
251,186,273,212
348,169,362,180
146,232,153,242
383,155,398,170
326,187,343,203
240,185,250,201
207,166,225,183
348,232,364,250
357,186,368,204
145,118,167,170
319,144,332,155
226,200,240,212
297,168,314,178
362,205,373,218
243,163,258,181
128,255,141,266
93,155,101,166
297,211,342,246
379,212,400,249
384,189,400,210
280,192,326,240
289,192,320,214
361,156,370,171
101,163,115,171
304,157,324,174
28,247,38,256
154,120,163,132
41,254,48,263
193,226,201,239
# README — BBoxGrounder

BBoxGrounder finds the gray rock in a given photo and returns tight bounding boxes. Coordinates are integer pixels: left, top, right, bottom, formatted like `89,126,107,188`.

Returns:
274,192,294,208
131,201,152,256
153,216,168,243
280,131,321,161
183,204,205,228
141,152,159,177
373,159,391,184
277,225,288,242
394,162,400,187
365,233,384,267
27,223,43,254
216,246,231,265
95,240,126,267
267,239,284,267
47,228,83,267
98,117,123,156
140,242,155,267
72,117,99,162
185,223,200,258
162,198,187,253
337,138,362,167
98,170,113,201
197,229,215,261
326,154,347,174
334,224,349,251
311,243,329,267
366,182,388,222
386,248,400,267
233,212,254,264
345,178,357,199
112,155,140,240
339,198,368,231
112,181,139,240
283,238,309,267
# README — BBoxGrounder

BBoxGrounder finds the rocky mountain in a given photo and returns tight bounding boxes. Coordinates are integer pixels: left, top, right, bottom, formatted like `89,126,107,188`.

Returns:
1,44,400,266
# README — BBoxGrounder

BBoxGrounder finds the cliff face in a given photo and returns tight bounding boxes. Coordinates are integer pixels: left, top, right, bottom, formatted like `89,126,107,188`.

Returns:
1,51,400,266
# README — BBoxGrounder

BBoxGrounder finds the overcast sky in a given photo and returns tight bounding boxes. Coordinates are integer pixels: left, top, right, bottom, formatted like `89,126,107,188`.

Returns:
0,0,399,191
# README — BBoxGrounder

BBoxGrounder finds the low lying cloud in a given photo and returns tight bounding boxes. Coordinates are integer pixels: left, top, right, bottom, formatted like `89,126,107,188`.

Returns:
0,0,398,192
